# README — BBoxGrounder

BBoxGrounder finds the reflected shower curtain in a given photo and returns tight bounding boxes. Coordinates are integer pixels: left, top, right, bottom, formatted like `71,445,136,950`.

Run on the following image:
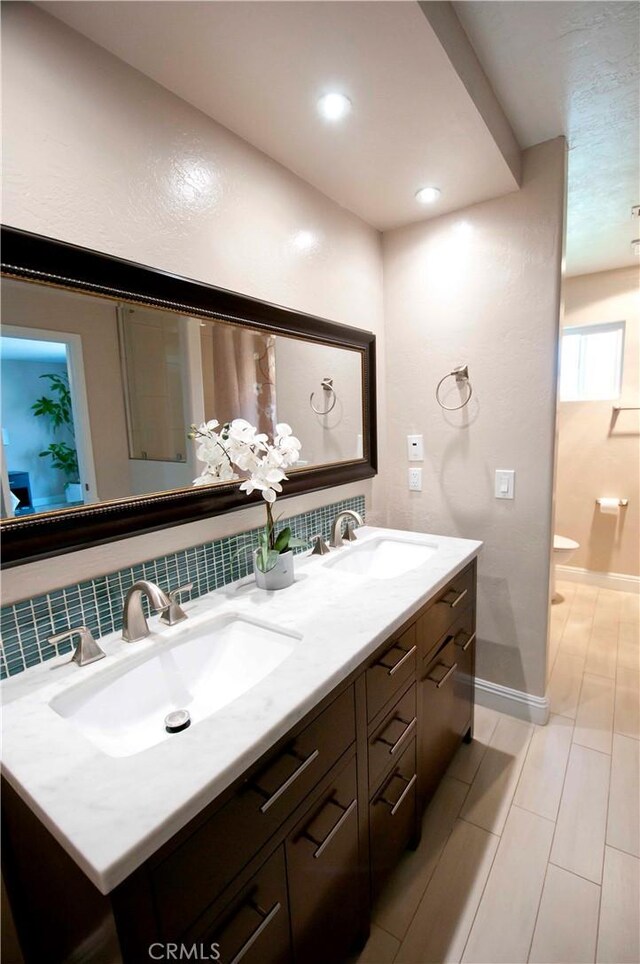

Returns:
201,323,277,436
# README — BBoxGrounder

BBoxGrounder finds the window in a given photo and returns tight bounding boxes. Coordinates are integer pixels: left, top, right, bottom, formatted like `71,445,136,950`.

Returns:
559,321,625,401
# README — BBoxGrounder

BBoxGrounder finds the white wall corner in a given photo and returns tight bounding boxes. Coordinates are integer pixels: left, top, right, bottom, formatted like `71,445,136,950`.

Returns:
475,677,550,726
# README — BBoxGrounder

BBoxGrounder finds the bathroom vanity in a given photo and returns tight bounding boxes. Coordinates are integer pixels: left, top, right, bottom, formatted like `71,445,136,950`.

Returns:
1,528,480,964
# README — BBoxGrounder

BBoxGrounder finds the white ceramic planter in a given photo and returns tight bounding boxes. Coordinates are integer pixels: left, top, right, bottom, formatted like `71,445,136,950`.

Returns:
253,549,295,591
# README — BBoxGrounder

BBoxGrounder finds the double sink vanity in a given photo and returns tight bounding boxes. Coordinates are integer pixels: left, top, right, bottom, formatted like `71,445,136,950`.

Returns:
2,525,480,963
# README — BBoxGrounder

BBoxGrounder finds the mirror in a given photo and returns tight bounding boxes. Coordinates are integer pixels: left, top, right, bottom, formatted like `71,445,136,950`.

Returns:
1,280,364,513
0,227,376,564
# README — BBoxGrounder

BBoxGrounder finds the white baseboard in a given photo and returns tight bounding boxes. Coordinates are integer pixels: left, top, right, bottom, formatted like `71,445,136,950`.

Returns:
475,677,550,725
556,564,640,594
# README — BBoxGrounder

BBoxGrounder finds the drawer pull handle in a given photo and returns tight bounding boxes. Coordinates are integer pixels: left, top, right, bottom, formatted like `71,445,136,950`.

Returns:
304,797,358,859
229,900,281,964
377,644,417,677
444,587,468,609
377,716,417,756
455,630,476,652
379,772,418,816
426,662,458,688
258,748,320,813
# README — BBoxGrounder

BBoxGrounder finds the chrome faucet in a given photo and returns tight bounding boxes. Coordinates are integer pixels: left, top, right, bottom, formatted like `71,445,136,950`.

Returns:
122,580,171,642
329,509,364,548
48,626,106,667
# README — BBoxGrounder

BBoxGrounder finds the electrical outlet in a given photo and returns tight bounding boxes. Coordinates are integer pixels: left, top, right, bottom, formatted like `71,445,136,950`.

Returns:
408,467,422,491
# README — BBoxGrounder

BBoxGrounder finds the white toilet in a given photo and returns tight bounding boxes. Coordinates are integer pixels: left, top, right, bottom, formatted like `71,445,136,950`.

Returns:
552,534,580,602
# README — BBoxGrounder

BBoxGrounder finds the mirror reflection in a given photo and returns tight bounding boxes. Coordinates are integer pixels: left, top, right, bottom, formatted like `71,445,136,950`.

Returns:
0,278,364,518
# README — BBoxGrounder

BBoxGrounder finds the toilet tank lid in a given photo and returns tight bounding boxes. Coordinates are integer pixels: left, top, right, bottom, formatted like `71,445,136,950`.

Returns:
554,534,580,551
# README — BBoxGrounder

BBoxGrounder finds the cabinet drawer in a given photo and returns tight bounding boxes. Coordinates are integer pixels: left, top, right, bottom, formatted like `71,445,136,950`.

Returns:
418,563,476,661
368,684,417,795
193,847,291,964
152,686,355,938
370,738,417,903
366,624,417,722
286,755,360,964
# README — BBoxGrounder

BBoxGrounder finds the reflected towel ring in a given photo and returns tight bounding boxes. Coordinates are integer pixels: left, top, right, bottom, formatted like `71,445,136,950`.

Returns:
310,377,337,415
435,365,473,411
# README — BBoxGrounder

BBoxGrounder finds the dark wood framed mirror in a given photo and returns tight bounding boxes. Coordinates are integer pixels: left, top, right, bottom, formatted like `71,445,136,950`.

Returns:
0,226,377,567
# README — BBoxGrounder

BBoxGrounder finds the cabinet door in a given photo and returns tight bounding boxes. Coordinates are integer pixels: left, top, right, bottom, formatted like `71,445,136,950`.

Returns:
369,739,417,903
197,847,291,964
420,637,459,806
452,610,476,741
286,755,359,964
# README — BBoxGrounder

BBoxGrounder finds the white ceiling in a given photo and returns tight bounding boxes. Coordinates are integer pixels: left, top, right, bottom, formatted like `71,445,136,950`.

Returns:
32,1,640,275
37,1,519,231
454,1,640,276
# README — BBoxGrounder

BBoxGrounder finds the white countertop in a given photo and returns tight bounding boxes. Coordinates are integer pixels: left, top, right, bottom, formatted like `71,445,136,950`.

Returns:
1,526,481,894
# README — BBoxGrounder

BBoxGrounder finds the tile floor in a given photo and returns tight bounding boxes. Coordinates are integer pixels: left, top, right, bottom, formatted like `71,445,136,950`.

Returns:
354,581,640,964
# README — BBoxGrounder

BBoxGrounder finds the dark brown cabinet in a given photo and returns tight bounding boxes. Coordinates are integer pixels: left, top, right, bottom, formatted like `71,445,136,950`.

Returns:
149,685,355,939
194,847,292,964
2,560,477,964
286,755,360,964
420,636,460,806
368,684,417,794
370,738,418,903
366,624,417,722
452,609,476,742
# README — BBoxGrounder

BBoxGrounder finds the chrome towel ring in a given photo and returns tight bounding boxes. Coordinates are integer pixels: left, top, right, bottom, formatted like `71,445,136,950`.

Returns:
310,377,337,415
435,365,473,411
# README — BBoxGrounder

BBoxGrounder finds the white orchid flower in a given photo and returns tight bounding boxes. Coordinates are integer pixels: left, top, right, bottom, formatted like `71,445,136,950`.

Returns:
191,416,302,515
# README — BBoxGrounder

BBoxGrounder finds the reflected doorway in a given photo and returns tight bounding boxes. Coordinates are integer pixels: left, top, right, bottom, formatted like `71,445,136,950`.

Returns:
0,326,97,517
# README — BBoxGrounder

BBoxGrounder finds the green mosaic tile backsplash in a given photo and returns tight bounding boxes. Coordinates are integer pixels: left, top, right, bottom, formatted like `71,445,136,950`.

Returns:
0,495,365,679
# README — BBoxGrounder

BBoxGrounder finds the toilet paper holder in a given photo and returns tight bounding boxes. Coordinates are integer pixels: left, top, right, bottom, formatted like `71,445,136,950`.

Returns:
595,498,629,507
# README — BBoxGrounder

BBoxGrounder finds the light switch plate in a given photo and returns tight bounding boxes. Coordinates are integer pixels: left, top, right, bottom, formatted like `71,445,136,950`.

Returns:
407,435,424,461
408,467,422,491
495,469,515,499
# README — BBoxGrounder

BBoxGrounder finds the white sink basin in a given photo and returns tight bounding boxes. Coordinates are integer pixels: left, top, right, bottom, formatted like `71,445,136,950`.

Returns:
49,614,300,758
324,536,438,579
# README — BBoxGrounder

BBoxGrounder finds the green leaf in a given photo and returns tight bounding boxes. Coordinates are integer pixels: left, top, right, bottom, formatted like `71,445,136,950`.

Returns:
287,536,309,549
273,526,292,553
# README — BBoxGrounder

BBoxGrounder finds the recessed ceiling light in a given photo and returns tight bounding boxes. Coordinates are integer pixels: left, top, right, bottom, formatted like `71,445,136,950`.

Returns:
317,93,352,122
415,186,441,205
632,238,640,254
631,205,640,218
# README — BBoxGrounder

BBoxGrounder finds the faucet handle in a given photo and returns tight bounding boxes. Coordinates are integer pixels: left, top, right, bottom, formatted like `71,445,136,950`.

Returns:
160,582,193,626
311,534,331,556
48,626,106,667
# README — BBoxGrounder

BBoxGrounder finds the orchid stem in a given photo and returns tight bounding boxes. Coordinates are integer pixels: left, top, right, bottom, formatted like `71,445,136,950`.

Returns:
266,502,275,550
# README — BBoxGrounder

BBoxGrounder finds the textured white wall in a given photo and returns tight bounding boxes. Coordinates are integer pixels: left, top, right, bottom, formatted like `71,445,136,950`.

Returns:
382,139,566,698
556,267,640,576
1,3,386,601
